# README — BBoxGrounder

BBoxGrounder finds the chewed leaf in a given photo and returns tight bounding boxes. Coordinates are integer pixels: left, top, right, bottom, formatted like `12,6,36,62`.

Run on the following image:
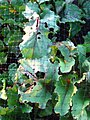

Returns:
41,8,59,31
20,28,52,59
20,56,60,81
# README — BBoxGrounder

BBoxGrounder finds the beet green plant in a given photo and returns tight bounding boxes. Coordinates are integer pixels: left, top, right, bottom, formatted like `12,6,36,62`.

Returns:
0,0,90,120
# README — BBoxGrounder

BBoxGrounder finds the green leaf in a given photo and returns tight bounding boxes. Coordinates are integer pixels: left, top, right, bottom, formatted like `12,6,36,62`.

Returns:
58,44,70,60
0,52,7,64
21,104,33,113
5,30,22,55
19,56,59,81
59,57,75,73
7,85,19,108
38,101,53,117
69,22,81,38
83,0,90,19
83,32,90,44
0,40,4,51
77,45,86,64
54,80,76,116
40,9,59,31
8,63,17,83
82,59,90,72
20,82,51,109
61,4,84,23
23,2,40,20
78,0,85,5
72,90,89,120
83,32,90,53
20,28,52,59
0,107,9,115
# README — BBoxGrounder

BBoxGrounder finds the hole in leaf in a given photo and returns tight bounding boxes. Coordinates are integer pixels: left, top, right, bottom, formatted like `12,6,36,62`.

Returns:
45,22,48,28
38,37,41,39
48,33,53,39
37,32,41,35
49,28,54,32
34,82,36,86
36,71,45,79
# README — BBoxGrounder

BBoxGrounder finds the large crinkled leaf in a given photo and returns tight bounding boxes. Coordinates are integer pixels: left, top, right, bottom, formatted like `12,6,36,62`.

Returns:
61,4,84,23
20,82,51,109
19,56,59,81
54,80,76,116
20,27,52,59
40,8,59,31
72,90,89,120
59,57,75,73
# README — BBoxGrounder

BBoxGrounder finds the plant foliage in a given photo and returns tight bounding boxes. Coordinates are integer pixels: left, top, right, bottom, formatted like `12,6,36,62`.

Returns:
0,0,90,120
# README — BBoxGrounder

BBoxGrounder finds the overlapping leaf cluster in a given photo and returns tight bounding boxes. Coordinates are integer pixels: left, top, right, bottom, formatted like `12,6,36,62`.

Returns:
0,0,90,120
